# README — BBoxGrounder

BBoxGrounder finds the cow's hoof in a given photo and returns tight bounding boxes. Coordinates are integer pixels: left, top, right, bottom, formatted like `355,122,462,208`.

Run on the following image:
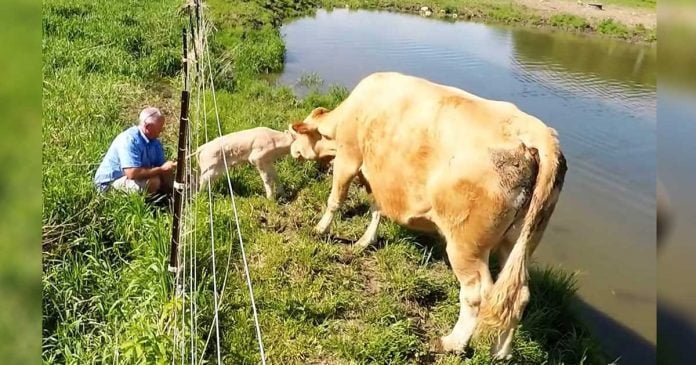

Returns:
493,353,513,362
491,335,513,361
438,335,466,354
491,347,513,361
354,237,371,248
430,337,445,353
314,224,328,235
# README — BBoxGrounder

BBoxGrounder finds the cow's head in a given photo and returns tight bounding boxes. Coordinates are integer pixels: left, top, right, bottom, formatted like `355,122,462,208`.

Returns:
288,107,337,161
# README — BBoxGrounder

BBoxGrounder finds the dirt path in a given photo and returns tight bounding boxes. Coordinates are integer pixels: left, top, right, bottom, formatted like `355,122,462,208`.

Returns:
515,0,655,28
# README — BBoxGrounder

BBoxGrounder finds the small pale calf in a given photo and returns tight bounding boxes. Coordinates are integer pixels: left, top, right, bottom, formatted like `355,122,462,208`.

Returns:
194,127,295,199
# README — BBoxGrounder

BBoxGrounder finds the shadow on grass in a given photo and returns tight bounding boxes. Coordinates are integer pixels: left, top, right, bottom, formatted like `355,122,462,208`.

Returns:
193,171,650,364
205,170,307,203
323,223,635,363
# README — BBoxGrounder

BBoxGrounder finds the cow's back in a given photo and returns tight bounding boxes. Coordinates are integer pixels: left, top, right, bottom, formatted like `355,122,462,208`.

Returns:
339,73,539,232
343,73,525,154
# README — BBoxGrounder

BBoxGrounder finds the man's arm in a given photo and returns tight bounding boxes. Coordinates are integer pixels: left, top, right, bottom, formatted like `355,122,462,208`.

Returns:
123,163,175,180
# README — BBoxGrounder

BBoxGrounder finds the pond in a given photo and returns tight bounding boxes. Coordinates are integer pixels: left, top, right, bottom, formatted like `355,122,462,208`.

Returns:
279,8,657,363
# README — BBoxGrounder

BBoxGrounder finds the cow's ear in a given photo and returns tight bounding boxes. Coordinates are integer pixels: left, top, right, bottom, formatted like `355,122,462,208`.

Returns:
310,107,329,118
291,121,317,134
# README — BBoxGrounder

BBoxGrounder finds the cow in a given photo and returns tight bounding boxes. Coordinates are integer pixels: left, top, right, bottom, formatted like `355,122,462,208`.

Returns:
288,72,567,359
194,127,296,199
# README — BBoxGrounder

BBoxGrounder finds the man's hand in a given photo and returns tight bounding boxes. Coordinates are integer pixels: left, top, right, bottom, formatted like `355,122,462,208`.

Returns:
123,160,176,180
161,160,177,172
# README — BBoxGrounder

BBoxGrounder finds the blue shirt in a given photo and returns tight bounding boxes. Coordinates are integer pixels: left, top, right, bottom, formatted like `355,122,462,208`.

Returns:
94,126,166,187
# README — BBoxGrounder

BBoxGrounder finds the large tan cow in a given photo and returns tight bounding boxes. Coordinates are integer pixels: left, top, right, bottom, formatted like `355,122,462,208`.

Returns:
288,72,567,359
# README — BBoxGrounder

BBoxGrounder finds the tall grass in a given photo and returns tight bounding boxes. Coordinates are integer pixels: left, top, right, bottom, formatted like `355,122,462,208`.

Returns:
42,0,185,362
1,0,41,362
43,0,608,364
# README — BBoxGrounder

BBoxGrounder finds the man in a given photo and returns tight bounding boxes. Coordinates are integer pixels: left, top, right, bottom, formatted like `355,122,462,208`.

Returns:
94,107,177,195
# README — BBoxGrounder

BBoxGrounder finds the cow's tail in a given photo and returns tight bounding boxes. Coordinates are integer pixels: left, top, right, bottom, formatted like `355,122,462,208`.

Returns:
477,125,565,337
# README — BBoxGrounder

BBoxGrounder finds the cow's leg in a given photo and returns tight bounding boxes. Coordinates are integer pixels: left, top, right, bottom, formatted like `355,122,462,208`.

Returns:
355,201,381,248
495,238,514,269
353,169,380,247
489,214,552,360
491,327,516,360
440,236,493,353
486,237,516,360
315,156,360,234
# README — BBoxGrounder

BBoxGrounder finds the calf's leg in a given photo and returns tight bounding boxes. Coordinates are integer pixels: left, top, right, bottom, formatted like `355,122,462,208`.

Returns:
249,149,280,199
254,160,278,200
198,168,217,192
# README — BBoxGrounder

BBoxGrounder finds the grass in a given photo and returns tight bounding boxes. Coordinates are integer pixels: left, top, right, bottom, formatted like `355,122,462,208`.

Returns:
1,0,41,362
602,0,655,9
42,0,186,363
311,0,655,42
549,14,592,31
43,0,610,364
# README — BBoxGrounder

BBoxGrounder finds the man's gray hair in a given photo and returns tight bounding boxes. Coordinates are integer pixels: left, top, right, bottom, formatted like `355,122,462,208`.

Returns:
139,107,164,125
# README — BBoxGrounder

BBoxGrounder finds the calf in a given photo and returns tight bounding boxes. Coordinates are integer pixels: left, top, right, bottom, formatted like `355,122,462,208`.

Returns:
289,72,567,359
194,127,295,199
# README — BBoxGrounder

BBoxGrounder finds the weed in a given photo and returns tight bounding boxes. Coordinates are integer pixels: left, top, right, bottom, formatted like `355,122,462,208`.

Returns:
550,14,591,31
597,18,630,38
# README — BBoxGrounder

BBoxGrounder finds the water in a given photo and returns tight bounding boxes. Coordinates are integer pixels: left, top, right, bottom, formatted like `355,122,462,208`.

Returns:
278,9,657,362
656,88,696,363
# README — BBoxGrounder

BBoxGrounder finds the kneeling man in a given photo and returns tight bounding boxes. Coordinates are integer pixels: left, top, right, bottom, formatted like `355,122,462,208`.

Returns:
94,107,177,195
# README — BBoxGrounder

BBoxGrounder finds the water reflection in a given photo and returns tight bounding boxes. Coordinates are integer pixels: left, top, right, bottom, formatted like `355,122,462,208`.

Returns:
510,29,656,119
513,29,656,88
